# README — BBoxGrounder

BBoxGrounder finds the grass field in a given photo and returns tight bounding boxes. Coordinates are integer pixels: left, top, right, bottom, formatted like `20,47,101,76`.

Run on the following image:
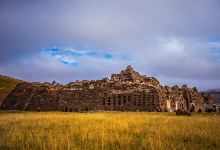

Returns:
0,112,219,150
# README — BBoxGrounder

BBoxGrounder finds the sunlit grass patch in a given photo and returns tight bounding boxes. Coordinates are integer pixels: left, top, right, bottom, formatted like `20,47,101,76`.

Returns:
0,112,219,150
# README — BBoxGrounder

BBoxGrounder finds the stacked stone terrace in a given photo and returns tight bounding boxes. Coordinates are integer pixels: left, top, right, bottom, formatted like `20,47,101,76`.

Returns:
1,66,208,112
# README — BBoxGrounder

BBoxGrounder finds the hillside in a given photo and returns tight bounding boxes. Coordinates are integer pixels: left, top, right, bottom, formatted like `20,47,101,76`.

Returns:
0,75,22,104
204,89,220,104
210,93,220,104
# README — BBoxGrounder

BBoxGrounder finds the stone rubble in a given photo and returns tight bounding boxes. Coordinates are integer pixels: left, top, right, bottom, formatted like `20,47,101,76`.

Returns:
1,65,212,112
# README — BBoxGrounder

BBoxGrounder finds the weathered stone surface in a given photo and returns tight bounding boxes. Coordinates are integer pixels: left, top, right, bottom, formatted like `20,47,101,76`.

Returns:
1,66,211,112
0,92,7,105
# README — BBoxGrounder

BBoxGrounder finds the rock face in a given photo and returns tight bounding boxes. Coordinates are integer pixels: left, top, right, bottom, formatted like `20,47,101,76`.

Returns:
1,66,209,112
0,92,8,105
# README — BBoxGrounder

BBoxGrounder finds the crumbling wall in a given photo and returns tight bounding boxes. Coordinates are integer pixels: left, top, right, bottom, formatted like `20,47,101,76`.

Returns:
1,66,207,112
1,82,36,110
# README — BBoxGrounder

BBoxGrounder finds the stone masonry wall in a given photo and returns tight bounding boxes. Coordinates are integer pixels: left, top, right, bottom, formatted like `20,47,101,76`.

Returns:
1,66,208,112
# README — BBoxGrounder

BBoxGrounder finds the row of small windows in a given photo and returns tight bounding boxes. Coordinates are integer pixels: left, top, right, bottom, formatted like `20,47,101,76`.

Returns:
103,94,156,100
104,93,156,98
32,99,55,105
102,94,157,106
102,99,156,106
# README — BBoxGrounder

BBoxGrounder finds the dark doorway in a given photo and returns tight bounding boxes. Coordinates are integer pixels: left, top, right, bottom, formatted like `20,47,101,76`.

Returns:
64,106,68,112
190,104,195,112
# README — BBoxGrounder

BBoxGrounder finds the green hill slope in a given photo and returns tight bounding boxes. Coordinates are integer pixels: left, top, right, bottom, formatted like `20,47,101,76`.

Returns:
0,75,22,104
0,75,22,93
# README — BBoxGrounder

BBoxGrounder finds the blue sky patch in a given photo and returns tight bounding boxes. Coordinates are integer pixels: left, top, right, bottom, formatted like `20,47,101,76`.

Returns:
41,47,131,66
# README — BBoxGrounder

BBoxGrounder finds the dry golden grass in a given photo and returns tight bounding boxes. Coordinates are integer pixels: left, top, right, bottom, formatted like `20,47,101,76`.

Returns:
0,112,219,150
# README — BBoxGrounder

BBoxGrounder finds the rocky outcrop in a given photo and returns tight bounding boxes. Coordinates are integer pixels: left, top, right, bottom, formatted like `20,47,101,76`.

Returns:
1,66,208,112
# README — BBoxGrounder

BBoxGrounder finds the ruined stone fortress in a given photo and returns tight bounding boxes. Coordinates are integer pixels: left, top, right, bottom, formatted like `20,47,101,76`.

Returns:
1,66,207,112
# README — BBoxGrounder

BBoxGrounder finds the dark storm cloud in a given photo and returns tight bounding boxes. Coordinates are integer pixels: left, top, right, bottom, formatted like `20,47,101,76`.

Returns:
0,0,220,90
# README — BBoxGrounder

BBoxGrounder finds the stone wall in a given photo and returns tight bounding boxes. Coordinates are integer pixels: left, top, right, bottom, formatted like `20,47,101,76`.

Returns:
1,66,209,112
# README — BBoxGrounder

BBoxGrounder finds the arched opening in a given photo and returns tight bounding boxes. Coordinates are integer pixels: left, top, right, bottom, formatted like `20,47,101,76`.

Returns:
190,103,195,112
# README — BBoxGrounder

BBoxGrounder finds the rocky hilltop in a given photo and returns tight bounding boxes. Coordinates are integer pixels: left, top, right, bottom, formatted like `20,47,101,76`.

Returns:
1,66,213,112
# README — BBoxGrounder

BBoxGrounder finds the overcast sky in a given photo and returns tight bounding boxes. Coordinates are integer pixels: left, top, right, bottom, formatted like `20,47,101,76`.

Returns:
0,0,220,90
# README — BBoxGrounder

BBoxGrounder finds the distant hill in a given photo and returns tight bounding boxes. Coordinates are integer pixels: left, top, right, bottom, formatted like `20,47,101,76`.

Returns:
209,91,220,104
209,92,220,105
0,75,22,104
203,89,220,105
208,89,220,93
